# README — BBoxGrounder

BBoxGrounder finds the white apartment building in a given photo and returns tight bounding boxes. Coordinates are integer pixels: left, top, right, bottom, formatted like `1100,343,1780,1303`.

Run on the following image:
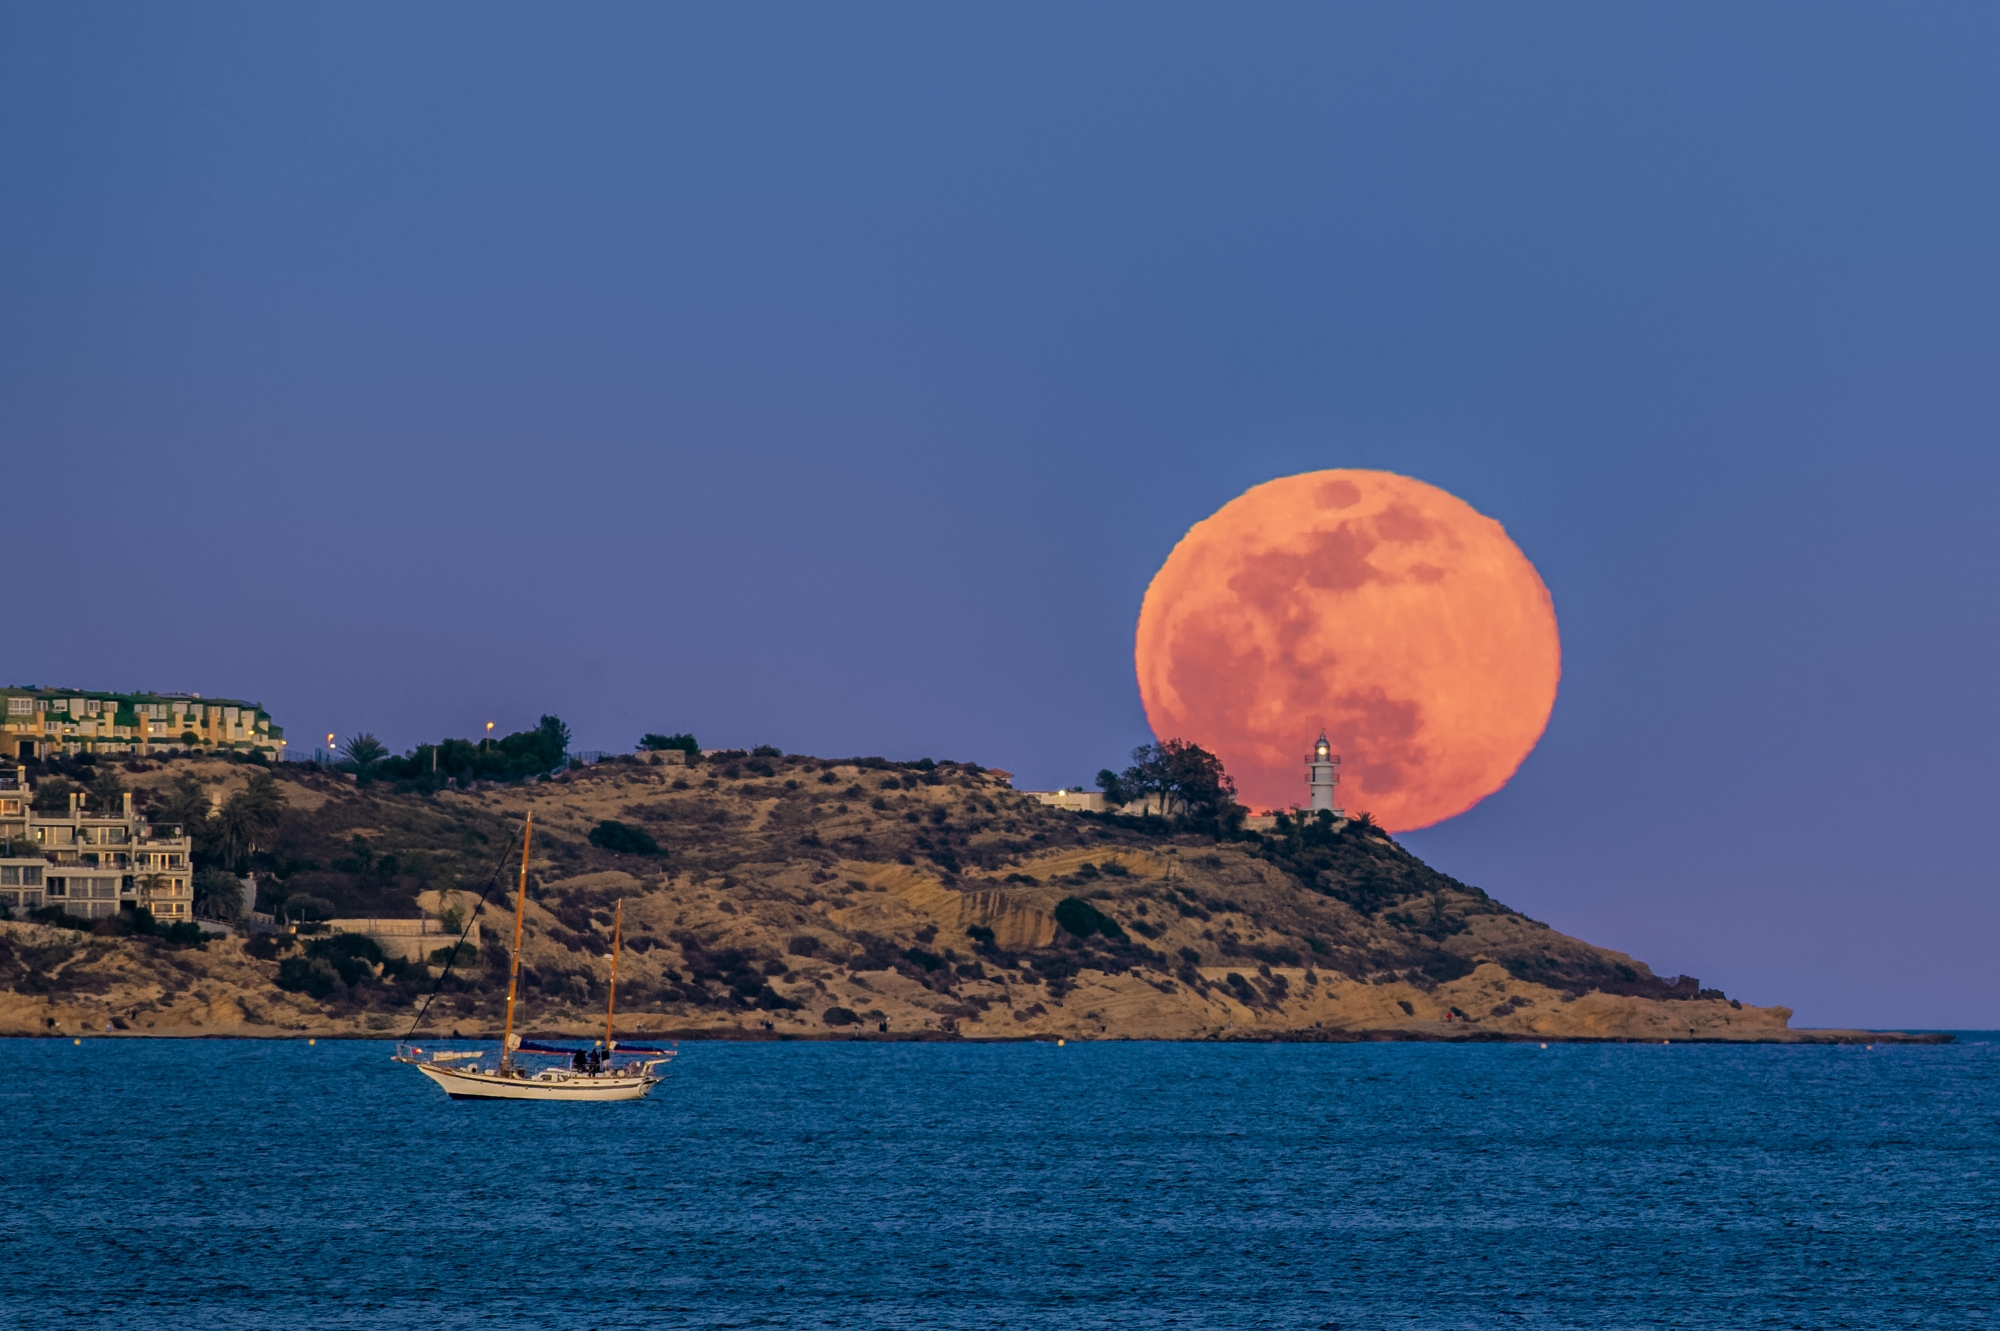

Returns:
0,769,195,920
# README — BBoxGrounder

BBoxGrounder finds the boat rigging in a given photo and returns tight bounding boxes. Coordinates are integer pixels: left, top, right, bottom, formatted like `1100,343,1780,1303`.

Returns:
393,811,674,1101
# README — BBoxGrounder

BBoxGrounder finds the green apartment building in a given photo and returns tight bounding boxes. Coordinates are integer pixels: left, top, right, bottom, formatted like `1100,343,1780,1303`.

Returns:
0,688,284,762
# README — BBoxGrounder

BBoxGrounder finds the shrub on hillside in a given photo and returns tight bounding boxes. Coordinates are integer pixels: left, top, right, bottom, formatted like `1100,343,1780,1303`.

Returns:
588,820,662,856
277,956,340,999
821,1006,859,1026
308,933,385,986
1053,896,1127,942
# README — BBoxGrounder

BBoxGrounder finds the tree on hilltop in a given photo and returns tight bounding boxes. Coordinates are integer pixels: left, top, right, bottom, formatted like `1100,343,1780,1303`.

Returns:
1097,739,1239,822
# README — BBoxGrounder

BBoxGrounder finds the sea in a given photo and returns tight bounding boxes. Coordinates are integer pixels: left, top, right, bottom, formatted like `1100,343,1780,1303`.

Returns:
1,1037,1995,1330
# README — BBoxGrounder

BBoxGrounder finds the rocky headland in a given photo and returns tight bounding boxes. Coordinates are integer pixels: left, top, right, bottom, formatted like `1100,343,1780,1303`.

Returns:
0,751,1937,1044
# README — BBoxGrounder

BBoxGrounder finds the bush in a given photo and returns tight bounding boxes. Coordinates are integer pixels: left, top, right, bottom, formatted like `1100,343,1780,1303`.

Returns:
588,820,662,856
430,943,479,967
751,744,783,758
306,933,384,986
245,933,291,961
821,1006,860,1027
640,733,699,754
901,947,945,971
786,935,822,957
277,956,340,999
157,921,205,948
1053,897,1127,942
281,894,335,923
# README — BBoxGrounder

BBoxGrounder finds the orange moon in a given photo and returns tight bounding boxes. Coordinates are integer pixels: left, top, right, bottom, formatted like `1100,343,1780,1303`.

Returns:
1134,470,1560,832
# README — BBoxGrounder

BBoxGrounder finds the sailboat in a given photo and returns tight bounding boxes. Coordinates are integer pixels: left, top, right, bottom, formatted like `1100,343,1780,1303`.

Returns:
394,812,675,1101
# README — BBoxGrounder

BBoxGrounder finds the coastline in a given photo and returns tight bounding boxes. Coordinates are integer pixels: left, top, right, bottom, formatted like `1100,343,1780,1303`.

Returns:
5,1025,1955,1045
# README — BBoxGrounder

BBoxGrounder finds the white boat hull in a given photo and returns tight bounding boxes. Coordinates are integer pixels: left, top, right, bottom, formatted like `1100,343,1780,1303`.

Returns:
412,1060,660,1101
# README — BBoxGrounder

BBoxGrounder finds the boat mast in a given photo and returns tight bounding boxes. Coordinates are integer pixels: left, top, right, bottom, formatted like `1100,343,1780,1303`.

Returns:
604,898,623,1055
500,812,533,1075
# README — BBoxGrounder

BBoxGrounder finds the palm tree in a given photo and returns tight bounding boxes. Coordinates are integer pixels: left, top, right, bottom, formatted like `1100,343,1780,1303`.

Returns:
30,775,78,815
214,772,287,865
192,866,245,921
88,766,126,815
156,772,214,839
341,733,388,771
235,771,285,825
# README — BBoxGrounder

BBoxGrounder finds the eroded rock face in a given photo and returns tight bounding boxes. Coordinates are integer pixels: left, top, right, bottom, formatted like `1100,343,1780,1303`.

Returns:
0,754,1861,1043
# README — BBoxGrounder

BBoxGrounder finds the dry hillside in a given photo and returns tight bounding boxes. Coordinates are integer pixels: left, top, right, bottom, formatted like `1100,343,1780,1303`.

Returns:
0,750,1907,1042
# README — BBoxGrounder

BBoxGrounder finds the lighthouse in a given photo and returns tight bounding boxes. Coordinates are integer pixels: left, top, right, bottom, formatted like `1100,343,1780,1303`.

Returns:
1306,732,1343,815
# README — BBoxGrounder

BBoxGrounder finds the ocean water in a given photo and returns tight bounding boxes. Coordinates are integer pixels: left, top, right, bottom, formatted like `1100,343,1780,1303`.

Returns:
1,1037,1995,1329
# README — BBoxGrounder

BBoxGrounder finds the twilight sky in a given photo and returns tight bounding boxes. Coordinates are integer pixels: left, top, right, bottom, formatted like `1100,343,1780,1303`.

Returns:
4,4,1997,1029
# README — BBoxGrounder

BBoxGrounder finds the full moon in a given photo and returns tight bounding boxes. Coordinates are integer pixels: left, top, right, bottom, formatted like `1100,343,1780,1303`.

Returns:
1134,470,1560,832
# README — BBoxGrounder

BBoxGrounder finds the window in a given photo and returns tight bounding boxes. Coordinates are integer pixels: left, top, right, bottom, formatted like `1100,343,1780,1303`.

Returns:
0,867,14,885
5,697,31,715
46,878,65,897
23,866,40,886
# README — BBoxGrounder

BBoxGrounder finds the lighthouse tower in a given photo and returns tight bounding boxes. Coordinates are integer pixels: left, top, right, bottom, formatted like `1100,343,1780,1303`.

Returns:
1305,732,1343,815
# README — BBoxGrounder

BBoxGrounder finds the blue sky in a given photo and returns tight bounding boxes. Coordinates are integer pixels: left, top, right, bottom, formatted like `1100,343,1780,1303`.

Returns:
4,3,1997,1029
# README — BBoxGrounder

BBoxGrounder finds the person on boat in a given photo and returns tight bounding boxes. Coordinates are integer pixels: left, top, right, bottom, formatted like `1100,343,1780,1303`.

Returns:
572,1048,588,1073
587,1047,602,1075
